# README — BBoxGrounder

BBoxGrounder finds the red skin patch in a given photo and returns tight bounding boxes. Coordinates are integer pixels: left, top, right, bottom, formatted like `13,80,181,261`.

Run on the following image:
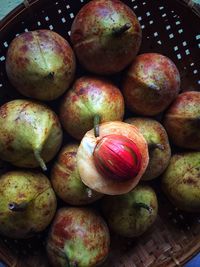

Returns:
71,0,141,74
123,53,181,116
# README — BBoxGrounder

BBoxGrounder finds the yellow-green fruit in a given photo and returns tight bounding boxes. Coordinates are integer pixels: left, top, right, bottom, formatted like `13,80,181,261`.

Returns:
125,117,171,180
51,143,102,205
0,99,63,170
0,170,57,239
101,185,158,237
6,30,76,101
162,152,200,212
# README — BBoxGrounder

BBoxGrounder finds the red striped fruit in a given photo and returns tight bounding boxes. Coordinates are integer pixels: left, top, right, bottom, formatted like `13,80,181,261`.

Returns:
93,134,142,181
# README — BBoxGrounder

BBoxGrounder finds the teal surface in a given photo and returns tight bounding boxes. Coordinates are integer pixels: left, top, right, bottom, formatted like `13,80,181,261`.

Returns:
0,0,23,20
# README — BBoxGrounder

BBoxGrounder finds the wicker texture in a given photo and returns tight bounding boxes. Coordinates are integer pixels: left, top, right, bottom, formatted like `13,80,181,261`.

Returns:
0,0,200,266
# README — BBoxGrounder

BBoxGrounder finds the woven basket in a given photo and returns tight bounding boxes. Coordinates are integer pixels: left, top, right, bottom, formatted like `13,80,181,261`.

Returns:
0,0,200,266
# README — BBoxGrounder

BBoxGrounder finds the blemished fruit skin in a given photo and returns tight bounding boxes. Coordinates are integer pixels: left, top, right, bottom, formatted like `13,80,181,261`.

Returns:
161,152,200,212
101,185,158,237
70,0,142,74
122,53,181,116
0,170,57,239
59,76,124,140
51,143,102,205
6,30,76,101
0,99,63,170
164,91,200,150
46,207,110,267
125,117,171,180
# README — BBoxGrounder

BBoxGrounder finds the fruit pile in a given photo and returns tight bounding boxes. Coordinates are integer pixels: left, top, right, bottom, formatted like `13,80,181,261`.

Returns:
0,0,200,266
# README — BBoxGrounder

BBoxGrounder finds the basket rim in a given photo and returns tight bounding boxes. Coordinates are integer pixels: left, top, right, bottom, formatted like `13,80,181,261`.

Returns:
0,0,200,32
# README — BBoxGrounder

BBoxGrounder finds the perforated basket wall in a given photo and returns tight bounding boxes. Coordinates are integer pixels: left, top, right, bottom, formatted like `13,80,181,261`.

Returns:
0,0,200,267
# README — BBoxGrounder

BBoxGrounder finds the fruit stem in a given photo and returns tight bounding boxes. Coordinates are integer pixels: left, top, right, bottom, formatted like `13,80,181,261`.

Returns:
112,23,131,36
34,149,47,171
148,142,164,151
134,202,153,214
47,72,55,79
8,201,29,212
94,114,100,138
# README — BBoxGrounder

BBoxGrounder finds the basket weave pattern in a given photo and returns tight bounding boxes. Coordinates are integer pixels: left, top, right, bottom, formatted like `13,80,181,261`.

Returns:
0,0,200,266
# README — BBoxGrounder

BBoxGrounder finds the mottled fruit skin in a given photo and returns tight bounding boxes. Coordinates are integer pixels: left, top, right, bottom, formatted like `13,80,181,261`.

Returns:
6,30,76,101
123,53,181,116
0,99,63,169
164,91,200,150
70,0,141,74
51,143,102,205
162,152,200,212
126,117,171,180
59,76,124,139
0,170,57,239
47,207,110,267
101,185,158,237
93,134,142,181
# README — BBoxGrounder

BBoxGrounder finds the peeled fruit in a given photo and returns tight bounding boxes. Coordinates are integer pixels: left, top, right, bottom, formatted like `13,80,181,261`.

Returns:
122,53,181,116
77,121,149,195
46,207,110,267
59,76,124,140
0,170,57,239
125,117,171,180
0,99,63,170
6,30,76,101
70,0,141,74
51,143,102,205
164,91,200,150
101,185,158,237
161,152,200,212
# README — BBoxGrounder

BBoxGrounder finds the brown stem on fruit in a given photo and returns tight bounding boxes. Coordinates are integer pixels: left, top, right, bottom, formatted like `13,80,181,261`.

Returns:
34,149,47,171
112,23,131,36
8,201,29,212
148,142,164,151
134,202,153,214
94,114,100,138
47,72,55,79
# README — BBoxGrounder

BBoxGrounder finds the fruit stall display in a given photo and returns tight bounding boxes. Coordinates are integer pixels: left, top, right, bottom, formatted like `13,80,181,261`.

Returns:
0,0,199,266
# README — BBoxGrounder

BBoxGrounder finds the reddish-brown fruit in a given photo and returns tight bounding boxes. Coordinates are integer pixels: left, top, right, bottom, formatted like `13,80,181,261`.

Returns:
59,76,124,140
70,0,141,74
164,91,200,150
123,53,181,116
51,143,102,205
93,134,142,181
77,121,149,195
6,30,76,101
46,207,110,267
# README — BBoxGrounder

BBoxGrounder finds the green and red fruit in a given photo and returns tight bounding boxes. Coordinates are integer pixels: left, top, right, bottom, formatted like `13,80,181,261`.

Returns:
46,207,110,267
70,0,142,74
123,53,181,116
6,30,76,101
59,76,124,140
51,143,102,205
